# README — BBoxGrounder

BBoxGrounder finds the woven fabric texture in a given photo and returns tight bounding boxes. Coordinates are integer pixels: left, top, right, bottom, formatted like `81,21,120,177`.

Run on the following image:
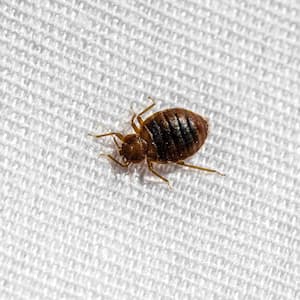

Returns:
0,0,299,299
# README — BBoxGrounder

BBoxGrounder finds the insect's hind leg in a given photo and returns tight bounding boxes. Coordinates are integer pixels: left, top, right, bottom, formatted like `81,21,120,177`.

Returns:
147,159,171,187
176,161,225,176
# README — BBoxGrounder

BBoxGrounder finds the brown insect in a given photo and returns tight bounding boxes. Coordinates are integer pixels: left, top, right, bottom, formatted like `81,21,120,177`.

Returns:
89,97,224,185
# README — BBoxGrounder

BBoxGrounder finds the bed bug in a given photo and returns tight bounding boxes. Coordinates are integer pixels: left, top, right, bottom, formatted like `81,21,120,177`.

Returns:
89,97,224,185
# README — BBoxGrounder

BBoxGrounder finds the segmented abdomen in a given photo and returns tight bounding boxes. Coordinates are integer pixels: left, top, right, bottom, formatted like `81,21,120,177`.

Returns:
141,108,208,162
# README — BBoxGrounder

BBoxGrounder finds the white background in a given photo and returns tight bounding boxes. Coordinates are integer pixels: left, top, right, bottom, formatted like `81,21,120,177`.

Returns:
0,0,299,299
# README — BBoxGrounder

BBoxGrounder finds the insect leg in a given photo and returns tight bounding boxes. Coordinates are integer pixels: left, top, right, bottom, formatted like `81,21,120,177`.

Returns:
131,113,140,133
88,132,124,141
100,154,130,168
112,137,121,149
176,161,225,176
136,96,156,126
147,159,170,186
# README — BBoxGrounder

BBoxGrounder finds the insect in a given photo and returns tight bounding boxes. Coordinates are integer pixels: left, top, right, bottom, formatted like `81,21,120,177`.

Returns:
89,97,224,185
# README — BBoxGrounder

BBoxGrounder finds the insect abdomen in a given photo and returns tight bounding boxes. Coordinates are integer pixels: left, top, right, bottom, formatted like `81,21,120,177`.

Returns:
141,108,208,162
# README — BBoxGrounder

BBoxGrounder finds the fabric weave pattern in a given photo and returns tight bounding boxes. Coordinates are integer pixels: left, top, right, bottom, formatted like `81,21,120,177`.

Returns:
0,0,299,299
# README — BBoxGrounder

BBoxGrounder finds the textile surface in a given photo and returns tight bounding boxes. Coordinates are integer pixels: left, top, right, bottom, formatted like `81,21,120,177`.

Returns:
0,0,299,299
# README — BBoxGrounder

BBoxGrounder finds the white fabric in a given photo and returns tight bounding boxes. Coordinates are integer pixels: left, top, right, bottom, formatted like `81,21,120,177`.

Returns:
0,0,299,299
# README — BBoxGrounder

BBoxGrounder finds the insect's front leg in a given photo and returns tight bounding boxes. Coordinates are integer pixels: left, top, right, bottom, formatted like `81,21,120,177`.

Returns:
88,132,124,141
100,154,130,168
